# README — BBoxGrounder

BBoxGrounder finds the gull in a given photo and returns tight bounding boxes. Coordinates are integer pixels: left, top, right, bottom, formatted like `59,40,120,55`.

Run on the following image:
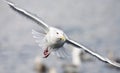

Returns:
6,0,120,68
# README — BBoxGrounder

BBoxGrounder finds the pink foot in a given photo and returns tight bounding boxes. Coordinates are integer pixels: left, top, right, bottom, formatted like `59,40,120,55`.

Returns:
43,48,50,58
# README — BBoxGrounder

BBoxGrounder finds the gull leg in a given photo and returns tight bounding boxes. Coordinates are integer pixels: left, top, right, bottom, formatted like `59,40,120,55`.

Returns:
43,47,50,58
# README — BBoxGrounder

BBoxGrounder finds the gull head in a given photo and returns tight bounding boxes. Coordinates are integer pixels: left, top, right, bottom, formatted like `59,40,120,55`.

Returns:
46,27,66,48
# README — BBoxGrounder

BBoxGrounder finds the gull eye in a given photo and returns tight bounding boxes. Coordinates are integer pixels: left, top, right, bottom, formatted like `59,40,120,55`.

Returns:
56,32,59,34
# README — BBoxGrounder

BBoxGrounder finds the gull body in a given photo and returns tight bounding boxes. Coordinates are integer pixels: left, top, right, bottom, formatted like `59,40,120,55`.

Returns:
32,27,67,58
6,0,120,68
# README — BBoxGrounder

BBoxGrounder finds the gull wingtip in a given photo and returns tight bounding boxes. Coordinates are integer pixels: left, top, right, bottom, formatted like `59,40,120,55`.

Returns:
5,0,14,6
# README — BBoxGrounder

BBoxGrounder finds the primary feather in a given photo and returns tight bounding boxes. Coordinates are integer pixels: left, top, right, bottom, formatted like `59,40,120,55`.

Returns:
66,39,120,68
6,0,49,33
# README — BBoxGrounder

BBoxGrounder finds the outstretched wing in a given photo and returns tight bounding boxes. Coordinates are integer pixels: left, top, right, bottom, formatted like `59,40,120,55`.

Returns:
52,47,70,59
6,0,49,33
66,39,120,68
32,29,46,48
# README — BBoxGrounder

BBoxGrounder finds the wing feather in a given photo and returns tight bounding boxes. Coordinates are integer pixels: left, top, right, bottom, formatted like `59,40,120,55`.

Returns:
66,39,120,68
32,29,45,47
6,0,49,33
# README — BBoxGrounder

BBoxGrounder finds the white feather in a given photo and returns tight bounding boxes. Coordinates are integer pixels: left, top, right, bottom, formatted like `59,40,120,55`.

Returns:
6,0,49,33
66,39,120,68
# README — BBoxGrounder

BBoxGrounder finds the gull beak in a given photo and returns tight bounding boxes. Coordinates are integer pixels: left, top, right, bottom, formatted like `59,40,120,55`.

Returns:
60,36,66,41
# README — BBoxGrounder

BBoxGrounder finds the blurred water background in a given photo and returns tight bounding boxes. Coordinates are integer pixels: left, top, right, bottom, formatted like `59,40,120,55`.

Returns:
0,0,120,73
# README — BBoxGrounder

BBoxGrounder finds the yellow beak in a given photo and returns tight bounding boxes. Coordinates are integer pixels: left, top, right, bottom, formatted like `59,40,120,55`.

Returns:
60,36,66,41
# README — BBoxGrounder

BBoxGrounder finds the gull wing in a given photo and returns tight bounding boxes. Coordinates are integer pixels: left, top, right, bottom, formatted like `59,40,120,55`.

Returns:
66,39,120,68
6,0,49,33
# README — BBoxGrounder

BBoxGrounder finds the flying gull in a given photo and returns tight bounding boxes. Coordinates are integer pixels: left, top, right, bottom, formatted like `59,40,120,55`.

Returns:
6,0,120,68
